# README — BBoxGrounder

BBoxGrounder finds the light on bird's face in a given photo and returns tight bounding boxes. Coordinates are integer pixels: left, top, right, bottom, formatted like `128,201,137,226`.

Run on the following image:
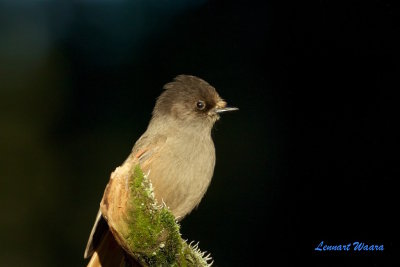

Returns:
207,100,239,121
214,100,239,114
154,75,238,124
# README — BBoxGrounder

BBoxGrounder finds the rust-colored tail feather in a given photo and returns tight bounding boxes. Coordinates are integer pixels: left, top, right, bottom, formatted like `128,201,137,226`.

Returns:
87,230,128,267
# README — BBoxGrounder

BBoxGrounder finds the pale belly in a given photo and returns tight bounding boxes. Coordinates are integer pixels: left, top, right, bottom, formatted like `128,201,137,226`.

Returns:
146,136,216,219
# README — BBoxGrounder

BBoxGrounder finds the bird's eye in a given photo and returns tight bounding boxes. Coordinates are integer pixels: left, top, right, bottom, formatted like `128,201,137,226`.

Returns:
196,100,206,110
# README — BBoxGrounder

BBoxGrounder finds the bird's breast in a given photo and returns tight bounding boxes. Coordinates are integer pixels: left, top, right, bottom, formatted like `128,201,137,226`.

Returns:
147,133,216,219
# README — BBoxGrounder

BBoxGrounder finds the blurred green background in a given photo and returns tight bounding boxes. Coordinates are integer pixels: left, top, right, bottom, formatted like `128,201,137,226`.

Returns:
1,1,284,266
1,1,398,266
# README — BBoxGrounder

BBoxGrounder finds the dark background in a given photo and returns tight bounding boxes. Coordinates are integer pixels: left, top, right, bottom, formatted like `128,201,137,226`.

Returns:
1,1,398,266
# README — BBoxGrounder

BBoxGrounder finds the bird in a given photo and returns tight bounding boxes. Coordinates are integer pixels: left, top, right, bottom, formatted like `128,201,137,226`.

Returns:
84,75,238,266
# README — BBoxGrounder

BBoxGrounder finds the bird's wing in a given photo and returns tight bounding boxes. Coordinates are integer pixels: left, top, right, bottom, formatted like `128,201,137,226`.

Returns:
84,133,168,265
131,133,167,171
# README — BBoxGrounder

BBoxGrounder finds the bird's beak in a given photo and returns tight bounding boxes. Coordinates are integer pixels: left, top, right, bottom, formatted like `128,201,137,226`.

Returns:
215,100,239,114
215,106,239,113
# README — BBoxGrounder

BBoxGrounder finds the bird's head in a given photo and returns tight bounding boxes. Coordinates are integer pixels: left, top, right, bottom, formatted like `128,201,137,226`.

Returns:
153,75,238,128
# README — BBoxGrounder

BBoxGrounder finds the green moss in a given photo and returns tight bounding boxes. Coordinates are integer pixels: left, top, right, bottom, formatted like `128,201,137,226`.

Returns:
120,165,212,266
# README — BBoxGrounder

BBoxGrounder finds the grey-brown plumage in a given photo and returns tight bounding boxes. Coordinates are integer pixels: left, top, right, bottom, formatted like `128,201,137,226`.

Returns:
84,75,238,266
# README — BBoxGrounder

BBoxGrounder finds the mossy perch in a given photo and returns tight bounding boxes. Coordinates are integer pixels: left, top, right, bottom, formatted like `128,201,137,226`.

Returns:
100,164,212,266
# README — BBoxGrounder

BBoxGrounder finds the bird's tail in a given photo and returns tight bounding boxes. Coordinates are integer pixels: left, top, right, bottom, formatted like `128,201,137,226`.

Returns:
86,230,127,267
